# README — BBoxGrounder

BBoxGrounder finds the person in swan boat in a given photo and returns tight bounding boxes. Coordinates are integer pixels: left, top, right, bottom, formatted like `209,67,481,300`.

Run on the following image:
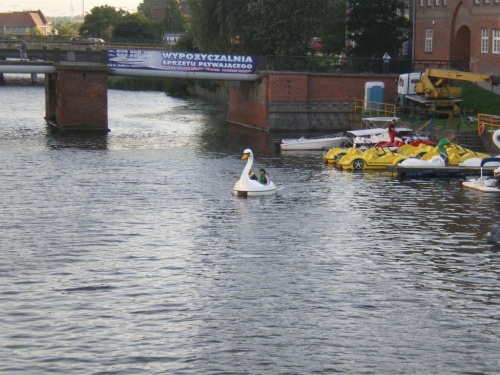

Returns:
259,168,270,185
249,170,258,180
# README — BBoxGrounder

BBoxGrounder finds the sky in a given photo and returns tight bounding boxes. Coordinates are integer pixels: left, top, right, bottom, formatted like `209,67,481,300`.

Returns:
0,0,142,17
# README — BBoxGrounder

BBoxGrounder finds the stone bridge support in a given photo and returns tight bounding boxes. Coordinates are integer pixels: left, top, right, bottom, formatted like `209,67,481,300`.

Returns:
45,64,109,131
228,72,398,131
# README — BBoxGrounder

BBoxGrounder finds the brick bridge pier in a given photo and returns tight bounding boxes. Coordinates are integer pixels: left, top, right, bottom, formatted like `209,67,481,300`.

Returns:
227,72,398,132
45,64,109,132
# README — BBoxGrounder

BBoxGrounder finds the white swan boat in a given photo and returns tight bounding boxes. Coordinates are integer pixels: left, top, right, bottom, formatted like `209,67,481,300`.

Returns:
275,133,347,151
233,149,277,197
400,155,446,167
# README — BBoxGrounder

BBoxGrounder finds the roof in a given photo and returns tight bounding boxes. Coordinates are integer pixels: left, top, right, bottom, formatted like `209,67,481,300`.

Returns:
0,10,48,28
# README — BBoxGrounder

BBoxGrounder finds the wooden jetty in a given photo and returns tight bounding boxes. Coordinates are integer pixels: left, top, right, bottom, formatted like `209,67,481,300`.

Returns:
387,165,497,180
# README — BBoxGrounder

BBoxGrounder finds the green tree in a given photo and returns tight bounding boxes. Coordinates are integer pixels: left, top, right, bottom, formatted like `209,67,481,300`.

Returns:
113,13,161,39
163,0,186,32
316,0,346,54
27,28,43,36
186,0,325,55
53,21,82,37
346,0,410,58
79,6,126,39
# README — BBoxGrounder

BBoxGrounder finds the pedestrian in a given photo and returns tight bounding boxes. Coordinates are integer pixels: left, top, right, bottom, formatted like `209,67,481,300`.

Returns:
387,119,405,145
383,52,391,74
19,39,28,61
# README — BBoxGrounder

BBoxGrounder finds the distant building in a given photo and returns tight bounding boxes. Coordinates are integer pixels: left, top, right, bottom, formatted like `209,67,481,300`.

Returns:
143,0,188,21
0,10,54,36
163,32,184,45
414,0,500,74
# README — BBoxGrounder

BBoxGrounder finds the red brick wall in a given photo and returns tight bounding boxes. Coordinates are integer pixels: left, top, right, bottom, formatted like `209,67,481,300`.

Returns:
265,73,397,103
415,1,500,74
55,69,108,131
228,80,268,130
228,73,398,130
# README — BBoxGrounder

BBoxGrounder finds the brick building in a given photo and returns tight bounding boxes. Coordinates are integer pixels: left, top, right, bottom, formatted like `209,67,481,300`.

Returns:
414,0,500,74
0,10,54,36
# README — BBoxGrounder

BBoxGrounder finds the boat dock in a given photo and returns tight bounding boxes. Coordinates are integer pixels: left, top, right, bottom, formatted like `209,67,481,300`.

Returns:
387,165,497,180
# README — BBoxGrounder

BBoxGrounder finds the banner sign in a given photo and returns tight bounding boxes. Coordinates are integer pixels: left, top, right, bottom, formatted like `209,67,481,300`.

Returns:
108,49,256,74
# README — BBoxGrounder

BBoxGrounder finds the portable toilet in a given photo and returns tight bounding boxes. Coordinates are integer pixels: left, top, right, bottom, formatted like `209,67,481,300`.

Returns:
364,82,385,115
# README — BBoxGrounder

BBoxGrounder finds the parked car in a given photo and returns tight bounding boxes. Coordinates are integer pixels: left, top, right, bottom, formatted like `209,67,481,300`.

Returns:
70,36,87,44
88,38,105,44
70,37,105,45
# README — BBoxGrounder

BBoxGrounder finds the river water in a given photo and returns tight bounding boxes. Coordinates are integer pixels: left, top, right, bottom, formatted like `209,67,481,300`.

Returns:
1,81,499,374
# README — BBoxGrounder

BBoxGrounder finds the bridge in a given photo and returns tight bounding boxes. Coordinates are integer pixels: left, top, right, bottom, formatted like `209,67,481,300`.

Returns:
0,42,465,132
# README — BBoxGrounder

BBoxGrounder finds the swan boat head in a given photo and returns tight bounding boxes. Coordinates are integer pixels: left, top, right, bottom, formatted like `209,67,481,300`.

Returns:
233,148,276,197
494,128,500,150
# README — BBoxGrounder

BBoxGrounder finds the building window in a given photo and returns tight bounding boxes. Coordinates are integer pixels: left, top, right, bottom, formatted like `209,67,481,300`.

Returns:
428,0,432,5
436,0,440,5
493,29,500,54
425,29,433,52
474,0,480,3
420,0,425,5
485,0,490,3
403,41,409,56
443,0,448,4
481,29,489,53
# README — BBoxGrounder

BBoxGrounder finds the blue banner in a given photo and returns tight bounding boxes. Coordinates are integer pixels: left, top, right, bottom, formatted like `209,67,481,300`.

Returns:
108,49,256,74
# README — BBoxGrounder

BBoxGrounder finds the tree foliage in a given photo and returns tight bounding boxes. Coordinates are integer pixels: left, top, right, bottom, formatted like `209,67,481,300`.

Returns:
316,0,346,54
79,6,126,38
113,13,162,39
53,21,82,37
163,0,186,32
186,0,327,55
347,0,410,58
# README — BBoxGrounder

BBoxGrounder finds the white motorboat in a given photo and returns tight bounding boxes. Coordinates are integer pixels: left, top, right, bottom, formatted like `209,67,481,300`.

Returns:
462,157,500,192
361,116,400,129
233,149,277,197
349,126,413,148
463,177,500,192
275,133,347,151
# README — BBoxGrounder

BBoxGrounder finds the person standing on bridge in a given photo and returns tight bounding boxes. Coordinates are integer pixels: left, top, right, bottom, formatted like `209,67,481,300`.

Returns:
382,52,391,74
19,39,28,61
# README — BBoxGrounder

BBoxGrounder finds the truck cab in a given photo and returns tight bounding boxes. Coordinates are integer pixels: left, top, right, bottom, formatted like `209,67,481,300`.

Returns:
396,72,422,107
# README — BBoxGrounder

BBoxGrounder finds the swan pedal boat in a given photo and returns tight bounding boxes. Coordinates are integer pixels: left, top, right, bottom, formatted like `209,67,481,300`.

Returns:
233,149,276,197
275,133,347,151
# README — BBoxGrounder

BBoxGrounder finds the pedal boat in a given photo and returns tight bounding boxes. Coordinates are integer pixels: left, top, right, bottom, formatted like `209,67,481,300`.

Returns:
233,149,277,197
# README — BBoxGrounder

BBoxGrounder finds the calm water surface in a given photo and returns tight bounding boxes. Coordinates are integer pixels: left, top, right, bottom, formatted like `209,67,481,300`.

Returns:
0,82,499,374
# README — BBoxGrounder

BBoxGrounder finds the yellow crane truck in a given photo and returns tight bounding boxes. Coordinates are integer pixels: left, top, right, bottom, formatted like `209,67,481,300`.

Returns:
397,68,500,114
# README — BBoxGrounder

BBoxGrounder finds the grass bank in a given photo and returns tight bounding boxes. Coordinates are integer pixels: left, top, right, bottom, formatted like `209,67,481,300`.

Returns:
461,81,500,116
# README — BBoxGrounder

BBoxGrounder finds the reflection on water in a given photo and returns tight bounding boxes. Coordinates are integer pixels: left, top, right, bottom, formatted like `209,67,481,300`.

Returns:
0,85,499,374
46,129,110,150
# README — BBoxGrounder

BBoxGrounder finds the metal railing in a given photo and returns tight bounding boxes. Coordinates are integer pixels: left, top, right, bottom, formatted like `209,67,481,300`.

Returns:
353,99,396,117
264,55,466,74
478,113,500,135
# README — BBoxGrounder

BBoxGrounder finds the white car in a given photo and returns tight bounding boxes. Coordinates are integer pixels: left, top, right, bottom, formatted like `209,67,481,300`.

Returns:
88,38,105,44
